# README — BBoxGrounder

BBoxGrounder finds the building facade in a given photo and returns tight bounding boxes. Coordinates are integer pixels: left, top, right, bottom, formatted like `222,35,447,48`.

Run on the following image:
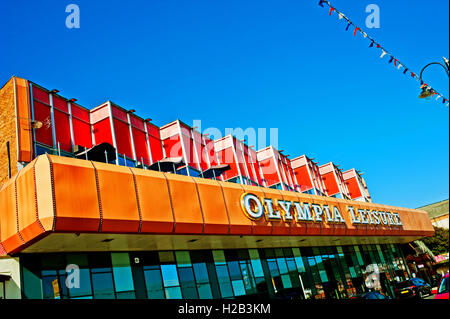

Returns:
0,76,435,300
418,200,449,230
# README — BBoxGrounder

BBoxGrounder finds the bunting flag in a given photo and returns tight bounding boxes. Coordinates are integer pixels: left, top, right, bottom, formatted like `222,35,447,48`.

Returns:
318,0,448,106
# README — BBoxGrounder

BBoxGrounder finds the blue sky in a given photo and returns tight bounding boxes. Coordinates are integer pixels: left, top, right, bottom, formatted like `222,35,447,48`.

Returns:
1,0,448,208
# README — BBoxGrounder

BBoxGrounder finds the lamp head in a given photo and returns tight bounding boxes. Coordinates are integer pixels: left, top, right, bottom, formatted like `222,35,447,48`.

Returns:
419,85,434,99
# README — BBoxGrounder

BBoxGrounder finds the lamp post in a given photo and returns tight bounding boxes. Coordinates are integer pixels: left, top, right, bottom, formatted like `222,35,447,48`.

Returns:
418,57,449,98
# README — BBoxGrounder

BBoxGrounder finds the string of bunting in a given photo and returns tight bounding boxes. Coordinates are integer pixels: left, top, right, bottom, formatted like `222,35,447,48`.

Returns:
318,0,449,106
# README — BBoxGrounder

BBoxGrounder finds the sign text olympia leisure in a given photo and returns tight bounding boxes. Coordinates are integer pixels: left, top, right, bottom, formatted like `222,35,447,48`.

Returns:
240,193,402,226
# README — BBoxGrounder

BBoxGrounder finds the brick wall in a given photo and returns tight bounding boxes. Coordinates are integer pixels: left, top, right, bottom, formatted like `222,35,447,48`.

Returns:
0,77,18,187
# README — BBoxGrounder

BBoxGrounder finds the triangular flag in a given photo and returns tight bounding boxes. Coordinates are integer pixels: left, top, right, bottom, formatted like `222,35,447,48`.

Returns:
403,68,409,74
388,56,394,63
394,59,398,66
338,13,344,19
411,72,416,78
397,63,403,70
380,50,387,58
369,41,374,47
362,32,368,38
329,7,335,15
318,0,325,7
345,23,351,31
353,27,360,36
436,95,441,101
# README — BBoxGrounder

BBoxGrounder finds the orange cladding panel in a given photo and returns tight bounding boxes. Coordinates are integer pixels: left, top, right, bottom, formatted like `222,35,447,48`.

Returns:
33,155,55,231
15,78,33,162
165,173,204,234
93,162,140,233
0,179,23,253
16,160,44,243
49,156,100,232
217,181,253,235
193,178,230,234
130,168,174,234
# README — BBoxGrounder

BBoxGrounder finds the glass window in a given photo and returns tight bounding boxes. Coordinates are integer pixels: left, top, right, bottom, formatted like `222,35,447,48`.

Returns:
111,253,135,298
178,267,198,299
197,283,213,299
144,267,165,299
227,261,242,281
215,264,233,298
276,258,289,275
91,272,115,299
175,251,192,267
438,277,449,294
165,286,182,299
193,263,209,284
293,252,306,273
212,250,226,264
89,253,112,273
35,144,55,156
239,261,255,293
42,275,61,299
159,251,175,264
68,268,92,298
231,280,246,296
250,258,264,278
41,254,65,270
267,260,280,277
281,274,293,289
354,246,365,266
160,264,179,287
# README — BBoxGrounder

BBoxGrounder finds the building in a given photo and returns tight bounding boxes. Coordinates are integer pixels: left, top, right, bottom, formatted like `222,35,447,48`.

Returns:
291,155,327,196
213,134,263,185
342,169,372,203
256,146,297,191
0,76,435,300
417,199,449,230
319,162,351,200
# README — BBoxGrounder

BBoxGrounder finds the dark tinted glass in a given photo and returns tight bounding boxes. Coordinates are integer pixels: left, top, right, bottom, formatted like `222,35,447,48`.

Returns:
394,280,413,289
91,272,115,299
144,269,165,299
438,277,449,294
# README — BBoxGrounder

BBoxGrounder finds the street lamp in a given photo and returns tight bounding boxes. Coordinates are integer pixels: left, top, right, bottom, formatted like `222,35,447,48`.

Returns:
418,57,449,98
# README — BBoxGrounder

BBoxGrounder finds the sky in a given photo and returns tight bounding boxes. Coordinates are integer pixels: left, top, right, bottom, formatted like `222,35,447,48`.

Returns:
0,0,448,208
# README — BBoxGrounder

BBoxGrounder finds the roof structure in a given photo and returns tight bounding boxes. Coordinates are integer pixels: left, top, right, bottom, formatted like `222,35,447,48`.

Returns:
417,199,449,219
